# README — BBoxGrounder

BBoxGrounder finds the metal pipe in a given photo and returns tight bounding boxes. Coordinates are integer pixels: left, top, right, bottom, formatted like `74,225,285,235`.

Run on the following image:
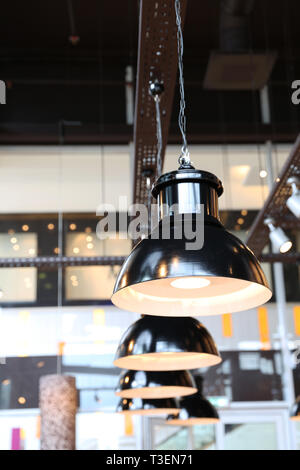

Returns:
0,256,125,268
260,87,295,408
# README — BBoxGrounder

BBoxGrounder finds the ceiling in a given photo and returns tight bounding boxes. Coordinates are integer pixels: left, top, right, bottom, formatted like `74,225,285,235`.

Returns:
1,0,300,144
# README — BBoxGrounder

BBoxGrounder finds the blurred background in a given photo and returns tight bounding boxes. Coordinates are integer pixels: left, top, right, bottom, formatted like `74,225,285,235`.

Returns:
0,0,300,450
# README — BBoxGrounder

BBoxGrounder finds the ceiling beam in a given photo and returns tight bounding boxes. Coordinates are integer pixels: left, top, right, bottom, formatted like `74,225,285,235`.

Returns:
246,134,300,257
132,0,187,205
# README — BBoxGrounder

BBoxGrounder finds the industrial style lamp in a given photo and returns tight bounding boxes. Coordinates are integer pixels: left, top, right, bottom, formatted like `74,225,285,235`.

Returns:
115,369,197,399
113,316,221,370
111,0,271,317
166,376,220,426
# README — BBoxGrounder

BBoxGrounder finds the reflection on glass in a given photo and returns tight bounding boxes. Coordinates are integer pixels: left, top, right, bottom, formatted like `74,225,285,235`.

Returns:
65,266,120,300
0,267,37,302
224,423,277,450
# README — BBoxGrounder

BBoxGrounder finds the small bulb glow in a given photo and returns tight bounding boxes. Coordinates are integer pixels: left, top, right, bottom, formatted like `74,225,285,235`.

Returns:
22,225,29,232
171,277,211,289
260,170,267,179
69,223,77,231
280,240,293,254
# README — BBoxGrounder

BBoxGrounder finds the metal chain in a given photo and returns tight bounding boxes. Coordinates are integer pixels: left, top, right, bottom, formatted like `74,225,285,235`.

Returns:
154,95,163,177
175,0,190,166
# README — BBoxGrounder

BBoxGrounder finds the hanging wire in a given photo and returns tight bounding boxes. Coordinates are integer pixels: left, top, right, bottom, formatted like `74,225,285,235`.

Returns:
154,95,163,177
175,0,190,166
247,6,266,204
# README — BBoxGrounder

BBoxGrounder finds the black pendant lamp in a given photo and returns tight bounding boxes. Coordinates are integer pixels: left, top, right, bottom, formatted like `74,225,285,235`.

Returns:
116,397,179,416
115,369,197,399
113,316,221,370
166,376,220,426
290,396,300,421
111,0,271,317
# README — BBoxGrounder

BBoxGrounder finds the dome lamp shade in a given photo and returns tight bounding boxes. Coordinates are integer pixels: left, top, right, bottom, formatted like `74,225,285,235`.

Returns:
113,316,221,371
166,376,220,426
115,369,197,399
116,397,179,416
112,168,272,317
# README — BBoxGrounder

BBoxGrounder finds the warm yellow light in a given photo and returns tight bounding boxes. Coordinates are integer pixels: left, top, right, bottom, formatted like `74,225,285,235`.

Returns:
28,248,35,255
116,385,197,399
241,209,248,216
113,276,271,317
114,351,221,371
119,408,179,416
22,225,29,232
73,247,80,254
53,247,59,254
47,223,55,230
10,237,17,244
86,236,93,242
69,223,77,231
2,379,10,386
167,417,219,426
13,244,20,251
280,240,292,254
85,227,92,233
87,243,94,249
18,396,26,405
171,277,210,289
237,218,244,225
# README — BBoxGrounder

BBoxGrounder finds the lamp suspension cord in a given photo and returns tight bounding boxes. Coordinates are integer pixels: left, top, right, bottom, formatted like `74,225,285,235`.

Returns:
154,95,163,177
175,0,190,166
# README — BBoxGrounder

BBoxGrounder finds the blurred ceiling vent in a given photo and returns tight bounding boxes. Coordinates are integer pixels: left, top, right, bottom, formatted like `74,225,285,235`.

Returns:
204,0,277,90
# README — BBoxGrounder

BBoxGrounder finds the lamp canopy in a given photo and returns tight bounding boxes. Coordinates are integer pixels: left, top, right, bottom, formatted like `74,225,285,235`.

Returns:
113,315,221,371
112,167,271,317
115,369,197,399
116,397,179,416
166,376,219,426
